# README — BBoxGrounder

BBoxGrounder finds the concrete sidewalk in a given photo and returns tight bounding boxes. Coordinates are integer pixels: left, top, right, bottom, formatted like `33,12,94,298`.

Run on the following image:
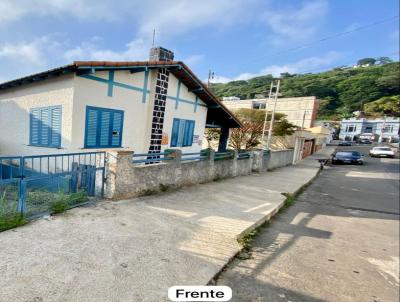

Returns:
0,148,333,302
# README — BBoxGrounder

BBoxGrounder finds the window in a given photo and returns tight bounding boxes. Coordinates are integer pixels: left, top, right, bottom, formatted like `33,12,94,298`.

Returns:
84,106,124,148
30,106,62,147
345,125,357,132
171,118,195,147
382,125,393,133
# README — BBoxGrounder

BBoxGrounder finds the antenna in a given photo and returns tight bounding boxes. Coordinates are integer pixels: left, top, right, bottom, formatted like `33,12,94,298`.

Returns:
152,29,156,46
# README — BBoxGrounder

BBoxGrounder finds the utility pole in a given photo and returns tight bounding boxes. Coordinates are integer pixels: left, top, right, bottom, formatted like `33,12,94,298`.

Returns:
152,29,156,46
207,70,214,88
265,80,280,149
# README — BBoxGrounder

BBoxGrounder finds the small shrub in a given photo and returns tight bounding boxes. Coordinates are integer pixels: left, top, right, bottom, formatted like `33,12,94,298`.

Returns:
68,190,89,205
0,212,26,232
51,201,67,214
50,191,69,214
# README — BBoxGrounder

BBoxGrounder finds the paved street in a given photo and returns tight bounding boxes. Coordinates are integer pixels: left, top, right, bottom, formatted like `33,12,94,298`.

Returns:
217,146,400,302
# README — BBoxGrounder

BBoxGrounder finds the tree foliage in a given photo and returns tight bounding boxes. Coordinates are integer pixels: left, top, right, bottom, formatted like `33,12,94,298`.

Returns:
228,108,296,150
364,95,400,117
211,61,400,119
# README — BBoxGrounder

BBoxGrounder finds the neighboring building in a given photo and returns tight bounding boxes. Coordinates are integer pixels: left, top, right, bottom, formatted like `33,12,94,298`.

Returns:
339,117,400,142
0,47,240,156
222,96,319,128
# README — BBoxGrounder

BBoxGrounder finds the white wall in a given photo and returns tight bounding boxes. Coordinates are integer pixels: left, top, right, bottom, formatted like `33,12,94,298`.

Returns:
0,69,209,156
71,70,151,152
0,75,74,156
163,73,207,153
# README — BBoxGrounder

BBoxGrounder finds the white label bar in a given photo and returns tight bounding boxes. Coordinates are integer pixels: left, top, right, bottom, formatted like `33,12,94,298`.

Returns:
168,286,232,301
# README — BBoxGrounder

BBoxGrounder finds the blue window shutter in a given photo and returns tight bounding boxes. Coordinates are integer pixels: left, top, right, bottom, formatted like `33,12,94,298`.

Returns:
40,108,50,146
111,111,123,146
177,120,186,147
85,108,98,147
30,109,40,145
99,110,111,147
50,106,61,147
183,120,195,146
188,120,195,146
85,106,124,148
171,118,180,147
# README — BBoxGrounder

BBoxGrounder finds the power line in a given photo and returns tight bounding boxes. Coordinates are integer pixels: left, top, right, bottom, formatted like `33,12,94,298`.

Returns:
244,15,399,66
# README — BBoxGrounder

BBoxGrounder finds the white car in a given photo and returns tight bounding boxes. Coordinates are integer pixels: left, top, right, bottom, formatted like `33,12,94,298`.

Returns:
369,146,395,158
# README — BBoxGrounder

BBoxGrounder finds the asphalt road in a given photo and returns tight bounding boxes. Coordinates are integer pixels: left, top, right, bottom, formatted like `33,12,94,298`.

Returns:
217,145,399,302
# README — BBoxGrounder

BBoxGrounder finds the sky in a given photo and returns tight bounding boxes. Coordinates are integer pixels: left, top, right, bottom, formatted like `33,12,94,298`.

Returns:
0,0,399,83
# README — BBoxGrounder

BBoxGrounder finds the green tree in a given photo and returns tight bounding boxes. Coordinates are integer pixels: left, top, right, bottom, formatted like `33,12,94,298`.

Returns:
364,95,400,117
376,57,393,65
357,58,376,66
228,108,295,150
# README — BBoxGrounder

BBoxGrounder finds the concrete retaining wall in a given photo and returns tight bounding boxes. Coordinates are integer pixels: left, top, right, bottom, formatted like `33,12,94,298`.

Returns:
105,149,294,200
268,149,295,170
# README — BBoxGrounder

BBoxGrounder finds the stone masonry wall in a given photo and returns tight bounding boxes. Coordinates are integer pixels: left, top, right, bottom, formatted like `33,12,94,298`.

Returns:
105,149,295,200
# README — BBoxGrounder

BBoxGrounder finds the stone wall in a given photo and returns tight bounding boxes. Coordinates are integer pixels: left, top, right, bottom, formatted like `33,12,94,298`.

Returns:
105,149,294,200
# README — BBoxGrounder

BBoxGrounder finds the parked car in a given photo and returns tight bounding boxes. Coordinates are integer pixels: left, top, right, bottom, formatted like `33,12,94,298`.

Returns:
358,138,372,144
369,146,395,158
338,141,352,146
331,150,364,165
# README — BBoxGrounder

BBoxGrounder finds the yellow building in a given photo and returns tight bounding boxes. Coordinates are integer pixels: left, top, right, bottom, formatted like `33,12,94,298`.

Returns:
222,96,319,128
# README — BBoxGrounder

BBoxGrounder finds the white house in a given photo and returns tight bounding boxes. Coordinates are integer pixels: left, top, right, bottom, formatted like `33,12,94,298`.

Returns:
339,117,400,142
0,48,241,156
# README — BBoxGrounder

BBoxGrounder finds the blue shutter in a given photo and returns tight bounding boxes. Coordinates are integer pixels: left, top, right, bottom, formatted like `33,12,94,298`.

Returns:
99,110,111,147
30,109,40,145
171,119,180,147
183,120,195,146
111,111,123,147
40,108,50,146
85,108,98,147
50,106,61,147
85,106,124,148
177,120,186,147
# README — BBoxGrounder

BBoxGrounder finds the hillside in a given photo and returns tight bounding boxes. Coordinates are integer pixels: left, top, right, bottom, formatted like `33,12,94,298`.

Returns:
211,62,400,119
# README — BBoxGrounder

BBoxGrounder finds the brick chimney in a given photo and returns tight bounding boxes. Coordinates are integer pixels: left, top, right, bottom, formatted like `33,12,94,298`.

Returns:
149,47,174,61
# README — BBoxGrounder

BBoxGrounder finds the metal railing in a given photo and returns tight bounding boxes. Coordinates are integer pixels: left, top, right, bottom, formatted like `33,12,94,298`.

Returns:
181,151,208,162
0,156,23,179
132,152,174,164
237,151,251,159
214,151,234,161
0,152,106,221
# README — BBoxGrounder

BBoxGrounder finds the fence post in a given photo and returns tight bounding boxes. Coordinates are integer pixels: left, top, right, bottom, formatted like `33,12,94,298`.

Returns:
231,149,238,177
17,179,27,215
252,150,263,172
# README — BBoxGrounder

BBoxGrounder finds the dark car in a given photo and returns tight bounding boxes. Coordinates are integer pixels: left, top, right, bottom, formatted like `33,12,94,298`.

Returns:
338,141,352,146
358,138,372,144
331,150,364,165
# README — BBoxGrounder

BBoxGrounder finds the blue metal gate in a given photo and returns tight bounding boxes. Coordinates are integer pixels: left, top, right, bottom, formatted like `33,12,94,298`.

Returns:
0,152,105,218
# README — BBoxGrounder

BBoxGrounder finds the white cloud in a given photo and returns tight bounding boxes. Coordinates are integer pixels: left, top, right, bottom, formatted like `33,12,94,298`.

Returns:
213,51,343,83
0,36,50,66
262,0,329,45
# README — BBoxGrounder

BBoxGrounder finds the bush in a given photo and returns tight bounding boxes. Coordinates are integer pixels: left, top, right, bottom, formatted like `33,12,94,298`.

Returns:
0,212,26,232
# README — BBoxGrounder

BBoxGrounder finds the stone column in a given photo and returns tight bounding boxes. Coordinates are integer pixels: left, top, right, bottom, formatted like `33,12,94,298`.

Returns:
252,150,264,172
105,150,134,199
